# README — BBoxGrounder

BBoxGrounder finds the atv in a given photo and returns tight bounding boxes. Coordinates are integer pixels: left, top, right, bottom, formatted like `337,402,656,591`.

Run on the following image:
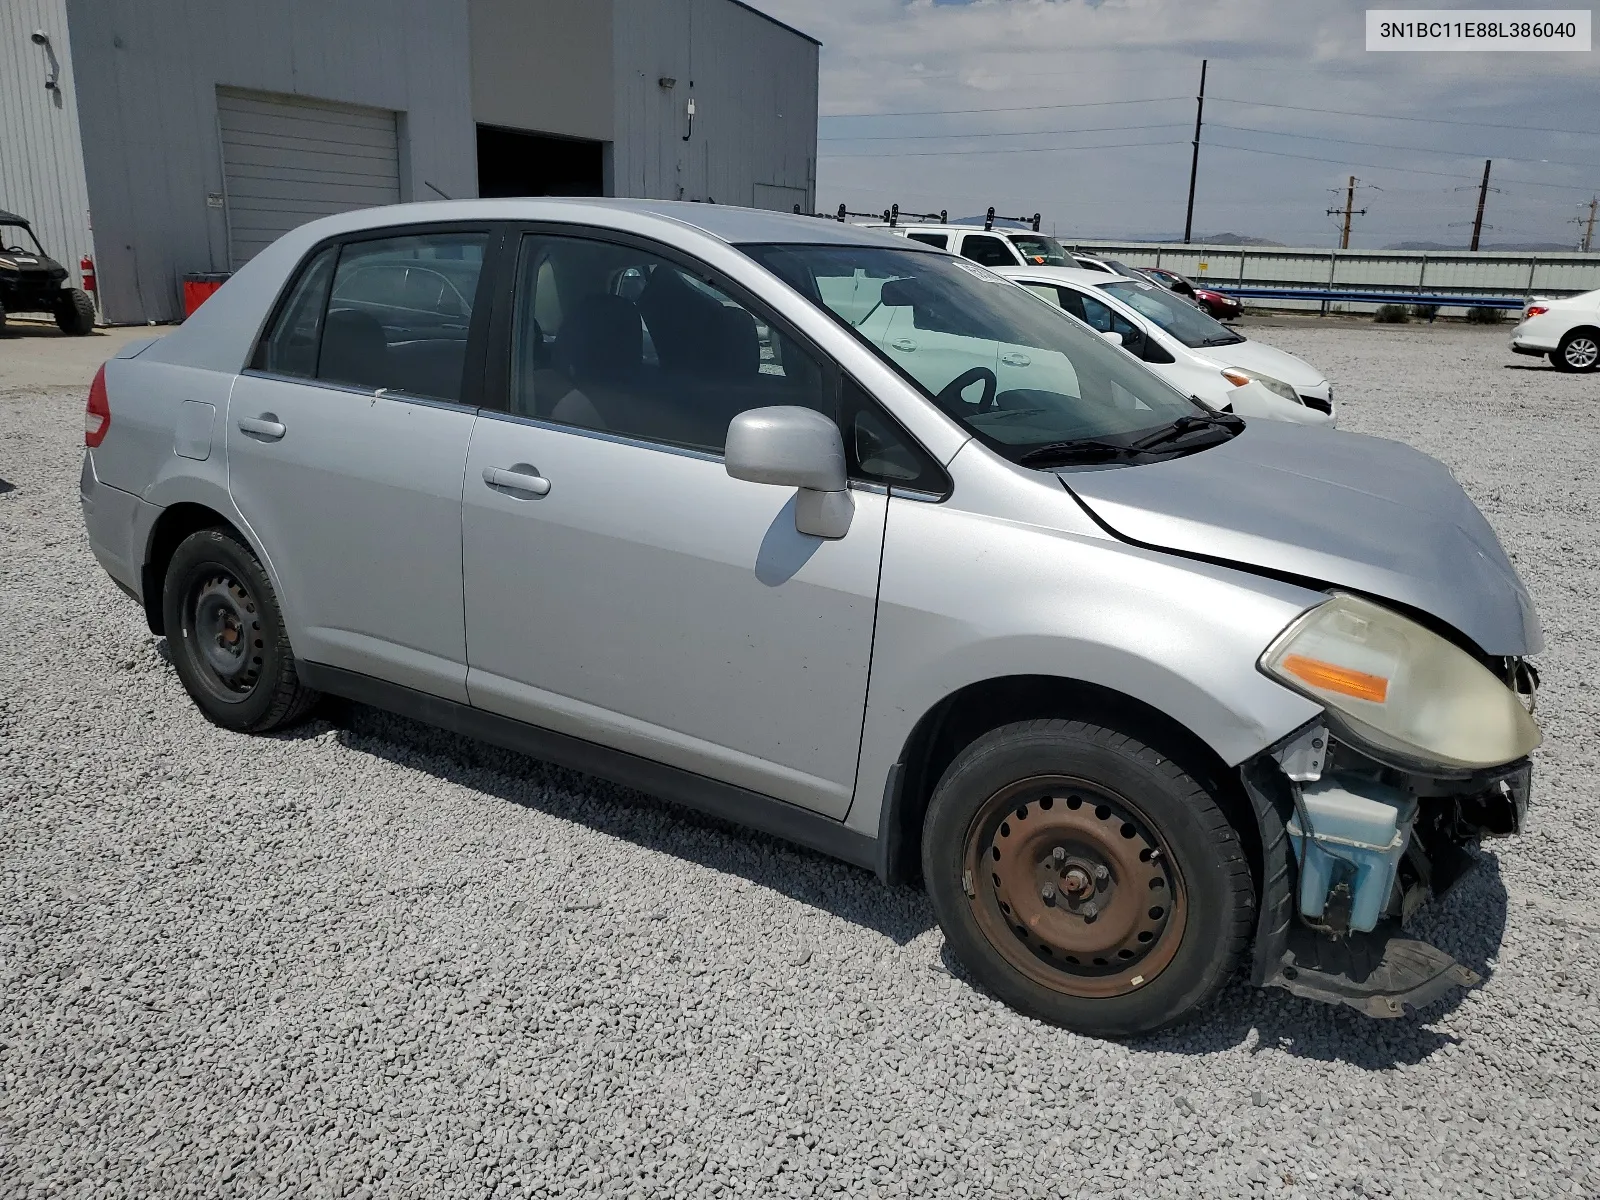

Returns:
0,209,96,335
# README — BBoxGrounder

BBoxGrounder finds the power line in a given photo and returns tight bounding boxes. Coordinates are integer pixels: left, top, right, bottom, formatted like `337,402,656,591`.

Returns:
819,121,1187,143
820,95,1189,119
1210,123,1599,170
820,139,1188,159
1209,96,1600,138
1203,140,1598,191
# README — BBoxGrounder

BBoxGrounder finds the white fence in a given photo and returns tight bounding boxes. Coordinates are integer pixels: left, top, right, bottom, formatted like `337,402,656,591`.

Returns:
1063,241,1600,315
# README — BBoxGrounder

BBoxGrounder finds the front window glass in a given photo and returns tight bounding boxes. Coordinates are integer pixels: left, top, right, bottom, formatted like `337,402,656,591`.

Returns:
743,244,1202,459
1008,234,1075,267
1100,279,1242,348
0,223,45,256
507,234,828,455
959,234,1017,268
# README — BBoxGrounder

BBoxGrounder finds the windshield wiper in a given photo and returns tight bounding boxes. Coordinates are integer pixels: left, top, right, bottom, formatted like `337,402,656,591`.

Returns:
1200,333,1246,346
1015,439,1141,467
1130,413,1243,452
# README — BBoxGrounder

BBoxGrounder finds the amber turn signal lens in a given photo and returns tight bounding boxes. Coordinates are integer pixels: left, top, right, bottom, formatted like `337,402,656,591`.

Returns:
1221,369,1251,388
1280,654,1389,703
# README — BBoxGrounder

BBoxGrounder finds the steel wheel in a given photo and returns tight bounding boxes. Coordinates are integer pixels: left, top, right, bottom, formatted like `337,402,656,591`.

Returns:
183,572,264,701
961,774,1186,999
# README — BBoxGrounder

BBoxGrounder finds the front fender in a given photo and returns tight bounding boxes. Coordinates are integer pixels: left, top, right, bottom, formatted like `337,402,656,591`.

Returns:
845,494,1325,837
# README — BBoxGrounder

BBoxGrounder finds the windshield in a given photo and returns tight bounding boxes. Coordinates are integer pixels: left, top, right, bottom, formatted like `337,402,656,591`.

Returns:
1007,234,1077,267
0,223,44,256
1100,279,1244,348
742,243,1204,460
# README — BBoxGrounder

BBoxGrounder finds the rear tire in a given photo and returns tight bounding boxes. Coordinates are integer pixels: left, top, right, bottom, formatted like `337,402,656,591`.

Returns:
162,528,319,732
921,719,1253,1039
54,288,96,335
1553,329,1598,373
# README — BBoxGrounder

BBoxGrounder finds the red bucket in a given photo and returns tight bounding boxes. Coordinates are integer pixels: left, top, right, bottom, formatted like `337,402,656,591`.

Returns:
181,272,231,318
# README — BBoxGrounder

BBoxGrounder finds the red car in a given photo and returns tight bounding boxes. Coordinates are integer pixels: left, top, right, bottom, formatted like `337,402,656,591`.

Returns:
1143,267,1242,321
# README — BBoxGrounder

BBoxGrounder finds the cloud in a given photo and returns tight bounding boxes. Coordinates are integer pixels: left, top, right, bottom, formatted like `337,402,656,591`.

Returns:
745,0,1599,247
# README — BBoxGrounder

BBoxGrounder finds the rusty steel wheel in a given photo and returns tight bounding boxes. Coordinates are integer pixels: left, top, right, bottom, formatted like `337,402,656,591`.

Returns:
962,775,1186,999
922,719,1253,1036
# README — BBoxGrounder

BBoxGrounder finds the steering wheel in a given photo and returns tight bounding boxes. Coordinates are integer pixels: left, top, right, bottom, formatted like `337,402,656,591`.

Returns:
933,366,998,417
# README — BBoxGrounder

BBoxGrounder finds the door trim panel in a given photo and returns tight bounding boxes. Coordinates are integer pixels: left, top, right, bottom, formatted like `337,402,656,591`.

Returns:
297,661,880,874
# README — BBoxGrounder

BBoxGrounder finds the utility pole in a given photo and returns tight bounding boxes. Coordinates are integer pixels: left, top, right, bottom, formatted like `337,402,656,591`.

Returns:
1470,159,1492,252
1182,59,1207,245
1325,176,1368,249
1573,197,1598,253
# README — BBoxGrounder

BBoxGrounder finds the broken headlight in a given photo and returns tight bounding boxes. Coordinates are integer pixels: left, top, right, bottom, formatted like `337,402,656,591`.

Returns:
1260,594,1541,772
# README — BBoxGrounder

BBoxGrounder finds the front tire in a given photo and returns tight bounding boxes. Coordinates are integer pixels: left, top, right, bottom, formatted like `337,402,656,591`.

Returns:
162,528,319,732
1553,328,1599,373
54,288,96,335
921,719,1253,1038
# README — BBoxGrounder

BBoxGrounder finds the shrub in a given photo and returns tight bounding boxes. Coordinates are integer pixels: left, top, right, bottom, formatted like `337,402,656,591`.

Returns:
1465,306,1505,324
1411,304,1439,321
1375,304,1410,323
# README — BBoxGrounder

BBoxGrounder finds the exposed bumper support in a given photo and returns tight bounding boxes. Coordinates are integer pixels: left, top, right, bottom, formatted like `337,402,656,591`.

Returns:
1263,921,1481,1018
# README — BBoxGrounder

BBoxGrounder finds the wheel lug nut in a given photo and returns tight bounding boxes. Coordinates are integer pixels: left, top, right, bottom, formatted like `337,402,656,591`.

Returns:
1094,865,1110,885
1041,883,1056,901
1081,902,1099,920
1051,847,1067,864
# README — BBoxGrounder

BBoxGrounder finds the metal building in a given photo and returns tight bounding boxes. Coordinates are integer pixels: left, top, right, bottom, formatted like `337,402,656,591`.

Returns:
0,0,818,325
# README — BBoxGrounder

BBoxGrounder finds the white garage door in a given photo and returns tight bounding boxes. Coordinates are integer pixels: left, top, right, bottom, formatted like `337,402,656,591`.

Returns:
217,88,401,268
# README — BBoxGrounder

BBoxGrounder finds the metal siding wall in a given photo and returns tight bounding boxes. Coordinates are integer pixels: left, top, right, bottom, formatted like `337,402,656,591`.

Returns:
63,0,476,325
611,0,816,209
1070,241,1600,314
0,0,95,311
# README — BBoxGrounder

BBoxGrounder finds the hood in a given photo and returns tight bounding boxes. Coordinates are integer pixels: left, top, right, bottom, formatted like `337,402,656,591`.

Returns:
1211,338,1325,388
1060,420,1542,657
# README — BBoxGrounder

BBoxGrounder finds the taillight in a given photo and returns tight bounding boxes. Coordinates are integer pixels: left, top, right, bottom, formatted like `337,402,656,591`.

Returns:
85,363,110,447
1525,306,1548,317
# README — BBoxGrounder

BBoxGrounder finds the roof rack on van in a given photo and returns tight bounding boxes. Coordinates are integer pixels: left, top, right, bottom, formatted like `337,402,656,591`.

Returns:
984,207,1042,233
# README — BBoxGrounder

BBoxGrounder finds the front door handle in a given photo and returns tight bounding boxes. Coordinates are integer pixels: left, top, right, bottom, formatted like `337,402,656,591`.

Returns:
483,465,551,497
238,414,286,440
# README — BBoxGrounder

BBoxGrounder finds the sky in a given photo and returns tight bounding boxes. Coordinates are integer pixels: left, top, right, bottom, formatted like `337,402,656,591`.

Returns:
746,0,1600,249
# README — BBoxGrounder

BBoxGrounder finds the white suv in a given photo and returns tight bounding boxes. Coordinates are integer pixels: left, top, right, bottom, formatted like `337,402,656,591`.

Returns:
1510,289,1599,372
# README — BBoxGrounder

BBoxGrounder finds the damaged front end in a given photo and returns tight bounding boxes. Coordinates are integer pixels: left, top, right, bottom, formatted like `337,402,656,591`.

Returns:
1242,721,1533,1018
1240,594,1541,1017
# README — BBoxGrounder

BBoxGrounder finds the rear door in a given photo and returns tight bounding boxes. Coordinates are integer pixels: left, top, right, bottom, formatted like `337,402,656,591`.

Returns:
226,225,496,701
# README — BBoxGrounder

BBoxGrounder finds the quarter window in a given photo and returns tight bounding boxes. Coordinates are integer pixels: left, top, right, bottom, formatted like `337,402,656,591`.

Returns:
506,234,830,455
318,232,489,401
253,245,336,377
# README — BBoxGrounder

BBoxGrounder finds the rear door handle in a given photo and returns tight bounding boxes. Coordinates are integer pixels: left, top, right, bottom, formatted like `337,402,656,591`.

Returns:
238,414,286,440
483,465,551,497
1001,351,1031,367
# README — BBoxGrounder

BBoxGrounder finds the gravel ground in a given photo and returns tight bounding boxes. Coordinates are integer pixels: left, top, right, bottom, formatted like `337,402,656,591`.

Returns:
2,319,1598,1199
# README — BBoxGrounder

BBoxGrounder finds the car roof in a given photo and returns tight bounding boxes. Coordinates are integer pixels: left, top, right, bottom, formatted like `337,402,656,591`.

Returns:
864,223,1043,238
996,265,1136,288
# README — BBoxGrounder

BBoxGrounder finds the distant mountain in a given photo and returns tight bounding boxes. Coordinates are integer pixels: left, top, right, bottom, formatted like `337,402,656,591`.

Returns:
1072,232,1287,247
1384,240,1579,252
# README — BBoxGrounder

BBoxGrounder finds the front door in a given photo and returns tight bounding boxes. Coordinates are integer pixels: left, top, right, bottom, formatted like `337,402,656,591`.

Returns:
460,232,885,817
226,228,493,701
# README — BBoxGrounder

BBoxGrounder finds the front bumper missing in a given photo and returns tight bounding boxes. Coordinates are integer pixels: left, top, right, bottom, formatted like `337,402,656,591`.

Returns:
1241,748,1529,1018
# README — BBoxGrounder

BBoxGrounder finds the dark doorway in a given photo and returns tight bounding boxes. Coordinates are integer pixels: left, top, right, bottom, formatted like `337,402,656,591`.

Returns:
476,125,605,198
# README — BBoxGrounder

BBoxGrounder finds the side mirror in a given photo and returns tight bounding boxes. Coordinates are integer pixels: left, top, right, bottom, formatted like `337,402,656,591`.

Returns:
1097,329,1125,347
725,406,854,539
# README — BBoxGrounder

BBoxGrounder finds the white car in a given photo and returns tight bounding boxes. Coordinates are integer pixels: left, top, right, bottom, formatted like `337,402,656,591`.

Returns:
998,266,1336,426
1510,289,1599,373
